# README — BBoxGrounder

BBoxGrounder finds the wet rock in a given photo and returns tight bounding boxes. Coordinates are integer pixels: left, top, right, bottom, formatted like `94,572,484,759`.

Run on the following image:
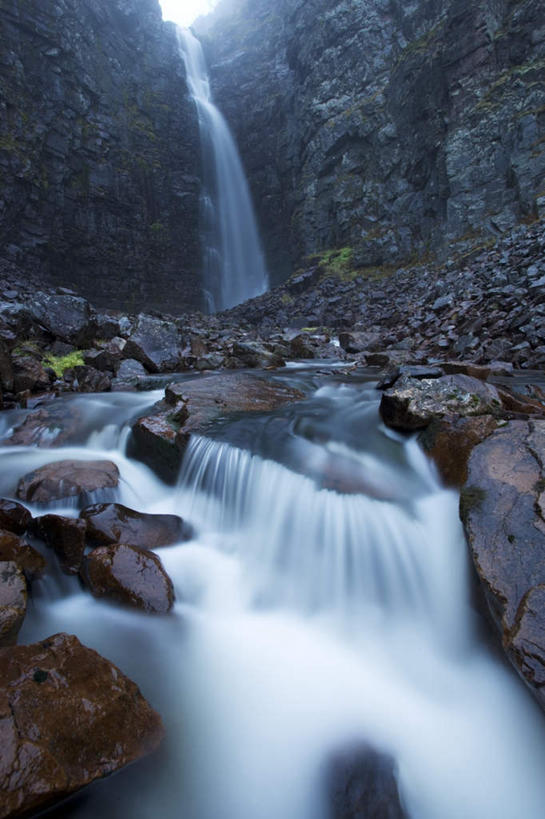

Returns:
0,499,32,534
80,502,192,549
0,402,83,448
0,562,27,646
0,530,46,581
32,515,87,574
124,315,182,373
12,354,51,394
325,744,407,819
380,374,502,430
29,293,94,346
289,334,315,359
16,460,119,505
112,358,149,389
460,420,545,709
441,361,491,380
419,415,498,486
82,348,119,373
63,364,112,393
132,372,304,483
0,633,164,817
81,543,174,614
377,365,443,390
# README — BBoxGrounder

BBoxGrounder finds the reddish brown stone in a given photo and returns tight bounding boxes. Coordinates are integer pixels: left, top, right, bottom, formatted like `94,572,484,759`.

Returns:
419,414,498,486
441,361,491,380
80,502,192,549
32,514,87,574
16,459,119,504
82,543,174,614
0,633,164,818
0,499,32,535
0,562,27,647
0,530,46,581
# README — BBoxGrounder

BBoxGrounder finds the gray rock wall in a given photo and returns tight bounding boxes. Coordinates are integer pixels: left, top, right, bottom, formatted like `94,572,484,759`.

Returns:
0,0,202,313
196,0,545,280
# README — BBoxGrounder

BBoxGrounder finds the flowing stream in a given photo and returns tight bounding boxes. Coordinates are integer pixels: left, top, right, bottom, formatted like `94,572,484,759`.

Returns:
6,369,545,818
177,28,269,312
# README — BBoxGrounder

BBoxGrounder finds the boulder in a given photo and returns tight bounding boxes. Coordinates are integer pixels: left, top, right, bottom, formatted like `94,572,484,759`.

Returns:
32,514,87,574
0,562,27,646
124,315,182,373
460,420,545,709
12,354,51,394
81,543,174,614
80,502,192,549
0,530,46,581
0,499,32,534
0,633,164,817
16,460,119,505
63,364,112,392
380,374,502,431
28,293,94,346
325,744,408,818
112,358,149,390
441,361,491,380
289,334,315,359
131,373,304,483
0,339,13,391
0,402,84,448
419,415,498,486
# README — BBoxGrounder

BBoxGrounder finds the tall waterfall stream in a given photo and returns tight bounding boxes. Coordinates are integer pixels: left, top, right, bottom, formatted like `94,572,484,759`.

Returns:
5,367,545,818
177,28,269,312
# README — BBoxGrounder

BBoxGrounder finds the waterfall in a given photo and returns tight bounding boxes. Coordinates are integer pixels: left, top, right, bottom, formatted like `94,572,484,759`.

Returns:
177,27,269,312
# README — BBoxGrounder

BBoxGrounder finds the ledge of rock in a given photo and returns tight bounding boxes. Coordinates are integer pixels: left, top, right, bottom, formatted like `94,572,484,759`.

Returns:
16,459,120,505
460,420,545,708
0,633,164,818
81,503,192,549
81,543,175,614
131,372,305,483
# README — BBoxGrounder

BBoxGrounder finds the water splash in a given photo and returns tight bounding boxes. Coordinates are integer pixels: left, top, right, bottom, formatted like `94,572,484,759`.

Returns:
177,27,269,311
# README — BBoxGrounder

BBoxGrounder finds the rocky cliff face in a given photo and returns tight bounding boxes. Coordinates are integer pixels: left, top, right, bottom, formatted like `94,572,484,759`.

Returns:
0,0,202,313
196,0,545,281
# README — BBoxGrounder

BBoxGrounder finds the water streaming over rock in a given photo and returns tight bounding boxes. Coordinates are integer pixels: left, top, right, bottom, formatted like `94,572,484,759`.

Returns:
5,375,545,819
177,28,269,312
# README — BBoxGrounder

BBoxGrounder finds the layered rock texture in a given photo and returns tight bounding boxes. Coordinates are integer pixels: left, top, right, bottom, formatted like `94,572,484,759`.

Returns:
0,0,202,312
197,0,545,280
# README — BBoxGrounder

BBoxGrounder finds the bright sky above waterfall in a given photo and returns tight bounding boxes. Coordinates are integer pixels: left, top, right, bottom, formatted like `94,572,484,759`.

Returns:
159,0,217,27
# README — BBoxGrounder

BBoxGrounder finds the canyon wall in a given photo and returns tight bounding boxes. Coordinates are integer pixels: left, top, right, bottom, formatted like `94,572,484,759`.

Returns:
0,0,202,312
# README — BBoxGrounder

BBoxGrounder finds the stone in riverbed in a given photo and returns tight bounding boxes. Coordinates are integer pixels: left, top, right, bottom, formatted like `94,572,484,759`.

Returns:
0,562,27,646
0,633,164,818
325,744,408,818
16,459,119,505
80,502,192,549
32,514,87,574
0,499,32,534
124,314,182,373
81,543,174,614
0,530,46,581
460,420,545,710
419,414,498,487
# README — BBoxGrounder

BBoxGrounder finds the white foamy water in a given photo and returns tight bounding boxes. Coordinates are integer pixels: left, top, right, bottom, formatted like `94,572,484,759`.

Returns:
10,384,545,819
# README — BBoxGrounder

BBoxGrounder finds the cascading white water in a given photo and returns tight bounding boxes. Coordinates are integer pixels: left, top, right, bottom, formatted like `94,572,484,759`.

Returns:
177,27,269,312
9,380,545,819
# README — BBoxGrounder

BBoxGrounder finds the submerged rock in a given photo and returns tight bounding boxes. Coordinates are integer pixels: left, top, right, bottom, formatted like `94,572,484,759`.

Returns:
16,459,119,505
81,502,192,549
325,744,408,818
0,562,27,647
81,543,175,614
0,633,164,817
461,420,545,710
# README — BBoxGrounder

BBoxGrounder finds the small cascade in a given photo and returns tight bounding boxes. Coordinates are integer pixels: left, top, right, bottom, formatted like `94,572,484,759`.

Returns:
177,28,269,311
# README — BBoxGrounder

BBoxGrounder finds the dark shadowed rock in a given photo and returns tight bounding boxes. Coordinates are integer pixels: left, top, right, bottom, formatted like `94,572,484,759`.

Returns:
32,515,87,575
338,332,381,354
461,420,545,710
0,633,164,817
132,372,304,483
0,339,13,391
124,315,182,373
63,365,112,393
441,361,491,380
16,460,119,505
419,414,498,486
12,354,52,394
325,744,408,819
380,374,502,430
83,348,120,373
0,562,27,647
81,544,174,614
80,502,192,549
0,499,32,534
29,294,94,346
289,334,315,360
0,530,46,581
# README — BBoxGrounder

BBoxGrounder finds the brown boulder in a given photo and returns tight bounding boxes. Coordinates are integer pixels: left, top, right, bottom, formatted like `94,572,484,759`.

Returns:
0,633,164,818
0,402,84,448
419,414,498,486
81,543,175,614
32,515,87,574
16,459,119,505
0,530,46,581
132,372,304,483
380,374,502,431
80,502,192,549
461,420,545,709
0,499,32,534
0,562,27,647
441,361,491,380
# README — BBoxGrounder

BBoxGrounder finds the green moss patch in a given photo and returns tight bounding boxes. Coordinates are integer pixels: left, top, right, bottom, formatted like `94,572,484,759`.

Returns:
42,351,85,377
